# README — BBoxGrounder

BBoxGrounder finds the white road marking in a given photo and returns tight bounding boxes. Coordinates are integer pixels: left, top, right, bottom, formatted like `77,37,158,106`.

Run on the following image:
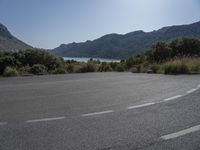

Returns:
127,102,155,110
163,95,183,101
81,110,114,117
186,88,198,94
0,122,7,126
26,116,65,123
161,124,200,140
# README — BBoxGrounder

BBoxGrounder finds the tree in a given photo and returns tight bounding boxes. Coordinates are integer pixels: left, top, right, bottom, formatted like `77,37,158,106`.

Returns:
147,41,172,63
0,56,20,74
170,38,200,57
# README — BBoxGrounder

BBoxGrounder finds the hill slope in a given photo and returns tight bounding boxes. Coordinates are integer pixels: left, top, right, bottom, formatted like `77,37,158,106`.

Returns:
0,23,32,52
51,21,200,59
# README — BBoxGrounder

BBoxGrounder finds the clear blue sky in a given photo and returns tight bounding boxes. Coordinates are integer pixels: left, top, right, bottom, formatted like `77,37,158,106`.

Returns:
0,0,200,49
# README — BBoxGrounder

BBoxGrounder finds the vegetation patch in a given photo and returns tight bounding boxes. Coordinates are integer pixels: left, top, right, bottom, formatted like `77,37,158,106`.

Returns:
53,67,67,74
3,67,18,77
0,38,200,77
30,64,47,75
122,38,200,75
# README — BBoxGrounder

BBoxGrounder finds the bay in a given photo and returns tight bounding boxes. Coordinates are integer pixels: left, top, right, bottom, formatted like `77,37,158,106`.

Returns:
63,57,120,63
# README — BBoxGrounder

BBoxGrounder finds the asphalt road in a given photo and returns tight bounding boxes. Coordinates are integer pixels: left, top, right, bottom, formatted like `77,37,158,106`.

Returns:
0,73,200,150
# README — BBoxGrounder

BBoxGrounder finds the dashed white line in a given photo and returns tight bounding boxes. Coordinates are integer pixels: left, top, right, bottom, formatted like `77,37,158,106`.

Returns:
0,122,7,126
163,95,183,101
81,110,114,117
127,102,155,110
26,116,65,123
186,88,198,94
161,124,200,140
5,84,200,124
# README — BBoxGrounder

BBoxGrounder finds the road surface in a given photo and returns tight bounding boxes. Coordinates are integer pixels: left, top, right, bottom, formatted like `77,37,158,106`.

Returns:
0,73,200,150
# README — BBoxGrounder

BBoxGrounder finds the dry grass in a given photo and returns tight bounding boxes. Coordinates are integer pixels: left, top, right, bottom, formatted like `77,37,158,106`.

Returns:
161,57,200,74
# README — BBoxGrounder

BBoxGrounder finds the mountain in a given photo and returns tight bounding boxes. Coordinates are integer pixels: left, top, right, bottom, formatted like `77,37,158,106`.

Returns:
51,21,200,59
0,23,32,52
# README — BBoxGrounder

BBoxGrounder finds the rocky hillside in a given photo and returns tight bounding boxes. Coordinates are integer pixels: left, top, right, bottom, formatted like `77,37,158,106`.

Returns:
51,21,200,59
0,23,32,52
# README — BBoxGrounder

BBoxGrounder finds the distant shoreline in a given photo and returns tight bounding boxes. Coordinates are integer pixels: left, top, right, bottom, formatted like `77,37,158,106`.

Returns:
63,57,121,63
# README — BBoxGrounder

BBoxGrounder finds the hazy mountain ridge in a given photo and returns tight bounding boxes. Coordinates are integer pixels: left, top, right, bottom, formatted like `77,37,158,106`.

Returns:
0,23,32,52
51,21,200,59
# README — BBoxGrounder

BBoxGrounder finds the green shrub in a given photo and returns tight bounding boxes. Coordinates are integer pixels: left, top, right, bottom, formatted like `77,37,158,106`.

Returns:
53,68,67,74
115,64,125,72
79,63,96,73
125,55,146,68
3,67,18,77
190,65,200,73
136,64,146,73
98,62,113,72
146,38,200,63
150,64,160,73
186,58,200,73
130,67,138,73
30,64,47,75
18,66,31,75
0,56,20,74
110,62,118,70
66,64,74,73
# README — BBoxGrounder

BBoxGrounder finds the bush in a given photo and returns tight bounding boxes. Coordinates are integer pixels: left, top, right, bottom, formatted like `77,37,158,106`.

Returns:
0,56,20,74
18,66,31,75
30,64,47,75
3,67,18,77
110,62,118,70
190,65,200,73
125,55,146,68
115,64,125,72
186,58,200,73
136,64,146,73
163,61,189,74
79,63,96,73
130,67,138,73
66,64,74,73
150,64,160,73
98,62,113,72
53,68,67,74
14,49,65,71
